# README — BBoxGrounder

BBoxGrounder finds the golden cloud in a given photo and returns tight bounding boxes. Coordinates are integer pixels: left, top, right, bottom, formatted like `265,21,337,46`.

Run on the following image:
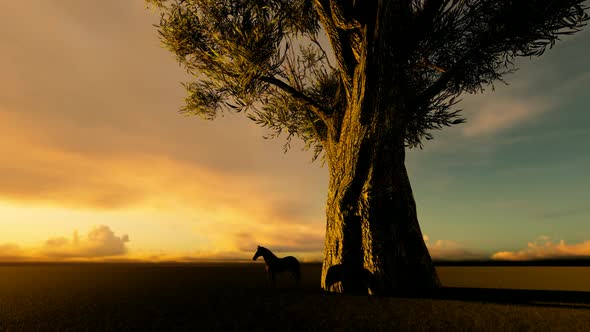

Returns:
0,243,26,261
40,225,130,258
492,236,590,260
0,226,129,261
0,109,323,230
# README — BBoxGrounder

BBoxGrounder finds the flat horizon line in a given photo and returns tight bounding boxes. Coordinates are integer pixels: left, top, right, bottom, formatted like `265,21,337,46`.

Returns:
2,258,590,266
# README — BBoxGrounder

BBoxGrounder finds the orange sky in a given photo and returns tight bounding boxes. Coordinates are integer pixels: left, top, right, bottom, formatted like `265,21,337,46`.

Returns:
1,1,590,262
0,0,327,262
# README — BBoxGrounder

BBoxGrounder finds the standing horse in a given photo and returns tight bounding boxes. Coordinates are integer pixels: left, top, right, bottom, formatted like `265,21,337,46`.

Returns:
253,246,300,287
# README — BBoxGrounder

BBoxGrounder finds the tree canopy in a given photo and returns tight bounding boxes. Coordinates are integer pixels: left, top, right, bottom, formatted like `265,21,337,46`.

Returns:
147,0,589,159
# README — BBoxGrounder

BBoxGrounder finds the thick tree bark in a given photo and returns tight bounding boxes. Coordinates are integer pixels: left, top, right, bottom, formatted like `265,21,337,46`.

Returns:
321,124,441,295
319,1,440,295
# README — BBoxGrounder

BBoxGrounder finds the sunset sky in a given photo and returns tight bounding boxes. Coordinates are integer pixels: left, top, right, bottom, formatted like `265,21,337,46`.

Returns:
1,0,589,262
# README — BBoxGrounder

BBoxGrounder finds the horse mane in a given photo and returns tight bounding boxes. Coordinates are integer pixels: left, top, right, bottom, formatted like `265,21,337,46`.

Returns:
258,246,278,260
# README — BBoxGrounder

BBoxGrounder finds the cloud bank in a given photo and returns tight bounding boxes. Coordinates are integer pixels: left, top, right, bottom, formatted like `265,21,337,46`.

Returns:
492,236,590,260
0,243,26,261
41,225,129,258
0,225,130,261
424,236,488,260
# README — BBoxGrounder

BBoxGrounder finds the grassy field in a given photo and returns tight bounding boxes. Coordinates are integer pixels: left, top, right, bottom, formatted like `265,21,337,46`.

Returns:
1,263,590,331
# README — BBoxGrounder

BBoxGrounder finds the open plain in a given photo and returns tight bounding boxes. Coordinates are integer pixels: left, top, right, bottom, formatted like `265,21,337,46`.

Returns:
1,263,590,331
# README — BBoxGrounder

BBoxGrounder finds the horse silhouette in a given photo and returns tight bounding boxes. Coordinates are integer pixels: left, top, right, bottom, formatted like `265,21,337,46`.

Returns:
325,264,377,295
253,246,300,287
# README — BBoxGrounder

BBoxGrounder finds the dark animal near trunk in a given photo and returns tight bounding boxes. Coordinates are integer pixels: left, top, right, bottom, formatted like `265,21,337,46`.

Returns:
253,246,300,287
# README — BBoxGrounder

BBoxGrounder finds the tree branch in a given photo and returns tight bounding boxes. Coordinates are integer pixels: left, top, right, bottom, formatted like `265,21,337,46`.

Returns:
314,0,356,96
305,109,328,144
417,0,590,103
417,57,447,73
310,33,335,69
260,75,332,126
417,51,470,102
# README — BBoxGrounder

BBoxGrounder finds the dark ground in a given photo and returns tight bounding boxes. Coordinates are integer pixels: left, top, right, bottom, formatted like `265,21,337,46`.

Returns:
1,263,590,331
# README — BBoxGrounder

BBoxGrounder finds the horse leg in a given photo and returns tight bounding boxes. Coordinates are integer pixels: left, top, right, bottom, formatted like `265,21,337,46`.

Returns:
293,267,301,288
270,271,276,288
264,264,271,288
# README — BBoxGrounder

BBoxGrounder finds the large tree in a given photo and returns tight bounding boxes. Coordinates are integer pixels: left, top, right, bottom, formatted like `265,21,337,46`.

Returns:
146,0,589,295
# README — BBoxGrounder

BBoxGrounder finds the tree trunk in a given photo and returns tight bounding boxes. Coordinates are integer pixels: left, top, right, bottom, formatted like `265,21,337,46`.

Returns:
320,1,440,295
321,128,441,295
